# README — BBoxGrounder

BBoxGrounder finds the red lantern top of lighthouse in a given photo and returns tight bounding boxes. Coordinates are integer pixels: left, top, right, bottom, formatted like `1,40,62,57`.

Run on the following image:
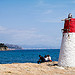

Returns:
63,13,75,33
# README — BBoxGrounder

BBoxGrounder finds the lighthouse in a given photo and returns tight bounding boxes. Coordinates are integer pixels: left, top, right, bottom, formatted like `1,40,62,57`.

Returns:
58,13,75,67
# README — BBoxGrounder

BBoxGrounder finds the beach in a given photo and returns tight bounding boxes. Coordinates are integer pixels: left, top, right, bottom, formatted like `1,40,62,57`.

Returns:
0,61,75,75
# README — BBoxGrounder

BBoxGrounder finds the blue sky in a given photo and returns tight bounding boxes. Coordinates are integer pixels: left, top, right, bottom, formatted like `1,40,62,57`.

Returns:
0,0,75,48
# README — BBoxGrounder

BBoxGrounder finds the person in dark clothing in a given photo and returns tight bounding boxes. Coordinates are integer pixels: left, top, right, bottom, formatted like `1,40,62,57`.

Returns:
37,55,45,64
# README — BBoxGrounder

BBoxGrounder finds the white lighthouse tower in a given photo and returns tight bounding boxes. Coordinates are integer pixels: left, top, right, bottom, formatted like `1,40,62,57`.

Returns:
58,13,75,67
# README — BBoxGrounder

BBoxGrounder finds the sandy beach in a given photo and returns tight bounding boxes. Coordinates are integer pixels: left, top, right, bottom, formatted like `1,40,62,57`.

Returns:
0,61,75,75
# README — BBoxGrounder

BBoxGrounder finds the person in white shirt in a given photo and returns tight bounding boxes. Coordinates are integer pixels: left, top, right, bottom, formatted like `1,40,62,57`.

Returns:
47,55,52,62
44,55,48,62
44,55,52,62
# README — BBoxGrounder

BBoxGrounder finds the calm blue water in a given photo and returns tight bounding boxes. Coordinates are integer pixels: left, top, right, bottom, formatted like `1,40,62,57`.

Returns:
0,49,60,64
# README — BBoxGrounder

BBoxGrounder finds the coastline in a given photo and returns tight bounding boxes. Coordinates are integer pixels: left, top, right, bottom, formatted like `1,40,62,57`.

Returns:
0,61,75,75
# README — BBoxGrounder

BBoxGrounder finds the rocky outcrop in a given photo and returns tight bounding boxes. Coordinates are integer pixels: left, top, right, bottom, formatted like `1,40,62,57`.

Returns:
0,61,75,75
0,47,8,51
0,43,8,51
0,43,23,51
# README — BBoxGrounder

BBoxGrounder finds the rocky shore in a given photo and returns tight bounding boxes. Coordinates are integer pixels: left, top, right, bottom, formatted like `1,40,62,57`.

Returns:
0,43,8,51
0,43,23,51
0,61,75,75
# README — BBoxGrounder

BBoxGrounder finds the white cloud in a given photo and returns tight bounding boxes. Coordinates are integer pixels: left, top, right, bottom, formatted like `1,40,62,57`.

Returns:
0,26,60,47
36,0,67,8
43,10,52,14
37,0,45,6
0,26,6,31
36,0,50,7
10,29,52,45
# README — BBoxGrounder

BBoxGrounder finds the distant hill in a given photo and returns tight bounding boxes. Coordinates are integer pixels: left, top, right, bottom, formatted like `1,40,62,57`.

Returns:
5,44,22,50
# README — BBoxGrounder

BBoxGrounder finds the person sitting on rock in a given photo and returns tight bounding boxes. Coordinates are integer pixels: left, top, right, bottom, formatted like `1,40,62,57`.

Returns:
44,55,48,62
37,55,45,64
47,55,52,62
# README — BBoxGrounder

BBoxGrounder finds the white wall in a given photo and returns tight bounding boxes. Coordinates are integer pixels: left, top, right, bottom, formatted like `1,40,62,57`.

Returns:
58,33,75,67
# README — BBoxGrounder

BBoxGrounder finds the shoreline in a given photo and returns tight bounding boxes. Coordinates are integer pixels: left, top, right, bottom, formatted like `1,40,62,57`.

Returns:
0,61,75,75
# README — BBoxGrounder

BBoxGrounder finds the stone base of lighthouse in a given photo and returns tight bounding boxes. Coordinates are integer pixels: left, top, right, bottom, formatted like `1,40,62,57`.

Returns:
58,33,75,67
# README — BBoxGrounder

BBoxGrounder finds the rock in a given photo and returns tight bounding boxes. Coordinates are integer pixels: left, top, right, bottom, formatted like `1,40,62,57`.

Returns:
0,43,8,51
0,62,75,75
41,61,58,66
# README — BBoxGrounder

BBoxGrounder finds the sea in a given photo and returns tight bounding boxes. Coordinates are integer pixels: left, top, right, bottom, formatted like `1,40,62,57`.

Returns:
0,49,60,64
